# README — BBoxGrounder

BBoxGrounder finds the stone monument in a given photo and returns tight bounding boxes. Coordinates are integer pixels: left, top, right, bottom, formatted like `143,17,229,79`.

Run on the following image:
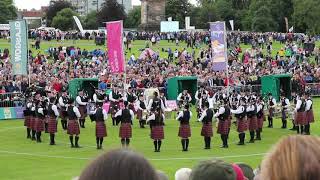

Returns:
139,0,166,31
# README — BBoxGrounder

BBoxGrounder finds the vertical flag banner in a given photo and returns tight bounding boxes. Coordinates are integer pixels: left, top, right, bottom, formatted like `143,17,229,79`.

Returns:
106,21,125,74
10,20,28,75
210,21,227,71
229,20,234,31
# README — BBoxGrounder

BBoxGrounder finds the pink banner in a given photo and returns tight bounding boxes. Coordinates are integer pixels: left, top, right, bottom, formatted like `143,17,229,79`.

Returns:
106,21,125,73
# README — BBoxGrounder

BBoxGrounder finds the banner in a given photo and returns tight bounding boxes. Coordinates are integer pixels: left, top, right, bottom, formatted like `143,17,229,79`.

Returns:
161,21,179,32
106,21,125,73
289,26,294,33
284,17,288,32
10,20,28,75
0,107,25,120
210,21,227,71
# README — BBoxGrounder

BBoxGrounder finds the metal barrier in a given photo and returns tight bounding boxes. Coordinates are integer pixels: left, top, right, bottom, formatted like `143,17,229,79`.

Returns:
205,85,262,94
0,93,25,107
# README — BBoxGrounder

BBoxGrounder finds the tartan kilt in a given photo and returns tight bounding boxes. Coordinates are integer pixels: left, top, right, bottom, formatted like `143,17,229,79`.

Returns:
96,121,107,138
268,108,274,117
24,116,31,127
217,120,230,135
67,120,80,135
227,116,232,127
201,122,213,137
178,124,191,138
248,116,258,131
295,112,306,125
35,118,45,132
119,123,132,138
30,117,37,130
257,116,264,129
151,126,164,140
237,118,248,133
78,105,87,119
306,110,315,123
47,116,57,133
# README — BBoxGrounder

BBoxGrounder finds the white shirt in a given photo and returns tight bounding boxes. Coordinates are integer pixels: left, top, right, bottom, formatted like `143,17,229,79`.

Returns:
109,91,121,102
208,96,215,109
198,108,208,122
135,100,147,111
282,98,290,109
51,104,60,117
231,106,245,114
147,113,165,122
177,93,192,102
257,103,263,112
214,106,225,118
269,98,277,108
147,98,166,112
176,110,193,120
305,99,313,111
246,105,255,112
93,93,104,103
58,97,66,107
195,90,208,100
76,96,87,106
115,109,135,121
91,108,108,120
38,108,44,115
295,100,302,111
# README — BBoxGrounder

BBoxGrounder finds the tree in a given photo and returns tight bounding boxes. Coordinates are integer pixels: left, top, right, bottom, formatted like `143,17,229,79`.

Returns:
52,8,77,31
191,0,219,29
293,0,320,34
46,0,73,26
97,0,126,27
215,0,235,30
166,0,193,29
124,6,141,28
83,11,98,29
251,5,277,32
0,0,17,24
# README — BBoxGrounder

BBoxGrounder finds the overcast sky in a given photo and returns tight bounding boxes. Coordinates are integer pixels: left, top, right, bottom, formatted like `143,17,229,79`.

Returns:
14,0,197,10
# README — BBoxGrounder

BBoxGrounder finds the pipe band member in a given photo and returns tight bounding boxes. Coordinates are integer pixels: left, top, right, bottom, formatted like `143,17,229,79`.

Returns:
304,92,314,135
294,94,306,134
176,104,192,151
267,93,276,128
256,96,264,140
90,102,108,149
198,102,213,149
47,97,59,145
109,85,123,126
177,90,192,108
280,93,290,129
76,89,88,128
147,110,165,152
115,101,134,148
66,98,82,148
231,97,247,146
58,90,68,130
214,99,231,148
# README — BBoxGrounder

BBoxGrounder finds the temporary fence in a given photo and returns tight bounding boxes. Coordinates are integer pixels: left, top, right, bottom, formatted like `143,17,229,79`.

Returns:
0,92,25,120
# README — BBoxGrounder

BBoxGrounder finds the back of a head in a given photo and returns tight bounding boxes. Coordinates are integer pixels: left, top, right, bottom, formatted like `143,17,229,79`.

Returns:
79,149,158,180
237,163,254,180
261,135,320,180
189,159,236,180
175,168,192,180
157,170,169,180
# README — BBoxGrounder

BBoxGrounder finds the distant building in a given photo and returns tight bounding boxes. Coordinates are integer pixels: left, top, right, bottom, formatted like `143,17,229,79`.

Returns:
19,7,48,29
51,0,132,16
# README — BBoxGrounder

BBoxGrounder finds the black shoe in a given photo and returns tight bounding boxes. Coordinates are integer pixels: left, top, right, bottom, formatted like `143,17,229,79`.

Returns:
256,137,261,140
204,147,211,149
249,140,255,143
237,142,244,145
75,145,81,148
71,145,75,148
27,136,31,139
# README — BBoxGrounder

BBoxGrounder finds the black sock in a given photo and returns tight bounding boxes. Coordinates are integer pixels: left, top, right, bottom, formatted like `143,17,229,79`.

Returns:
45,122,48,132
75,136,79,146
36,132,41,142
250,131,255,141
126,139,130,146
186,139,189,150
181,139,185,150
220,135,224,145
297,126,300,134
32,130,36,139
284,120,287,128
300,125,304,134
238,134,241,143
270,118,273,126
204,137,208,148
96,137,99,147
70,136,74,146
100,138,103,146
154,141,158,151
50,134,54,144
157,140,162,151
224,135,228,146
121,138,125,146
306,124,310,134
27,128,31,138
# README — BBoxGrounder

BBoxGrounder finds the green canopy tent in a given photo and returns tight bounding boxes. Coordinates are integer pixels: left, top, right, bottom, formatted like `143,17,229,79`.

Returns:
68,78,99,99
167,76,198,104
261,74,292,101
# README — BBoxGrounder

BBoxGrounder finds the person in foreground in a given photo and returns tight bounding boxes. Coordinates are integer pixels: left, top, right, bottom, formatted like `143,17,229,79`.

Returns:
260,135,320,180
79,149,158,180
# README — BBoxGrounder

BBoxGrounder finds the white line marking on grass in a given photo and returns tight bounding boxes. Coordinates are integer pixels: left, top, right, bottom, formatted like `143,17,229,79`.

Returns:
0,149,266,161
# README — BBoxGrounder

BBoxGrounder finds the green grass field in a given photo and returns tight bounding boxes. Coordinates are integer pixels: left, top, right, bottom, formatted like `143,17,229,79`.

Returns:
0,99,319,180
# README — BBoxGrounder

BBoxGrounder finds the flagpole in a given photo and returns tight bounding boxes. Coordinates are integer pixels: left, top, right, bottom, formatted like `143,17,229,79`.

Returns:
223,21,230,97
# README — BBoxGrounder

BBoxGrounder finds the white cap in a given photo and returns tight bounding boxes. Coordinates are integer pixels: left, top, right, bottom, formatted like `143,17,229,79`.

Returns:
175,168,192,180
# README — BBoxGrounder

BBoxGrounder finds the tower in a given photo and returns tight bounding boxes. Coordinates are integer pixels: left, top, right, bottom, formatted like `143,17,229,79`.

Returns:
139,0,166,31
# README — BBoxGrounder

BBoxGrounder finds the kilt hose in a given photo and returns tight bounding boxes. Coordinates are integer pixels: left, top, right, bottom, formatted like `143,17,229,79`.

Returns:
96,121,107,138
295,112,307,125
151,125,164,140
201,122,213,137
67,120,80,135
237,117,248,133
306,110,315,123
268,108,274,117
24,116,31,128
47,116,58,134
248,116,258,131
217,120,229,135
178,124,191,138
35,118,45,132
119,123,132,139
78,105,87,119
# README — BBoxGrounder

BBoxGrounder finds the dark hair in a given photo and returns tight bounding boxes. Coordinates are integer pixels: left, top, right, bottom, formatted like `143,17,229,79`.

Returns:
237,163,254,180
79,149,158,180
